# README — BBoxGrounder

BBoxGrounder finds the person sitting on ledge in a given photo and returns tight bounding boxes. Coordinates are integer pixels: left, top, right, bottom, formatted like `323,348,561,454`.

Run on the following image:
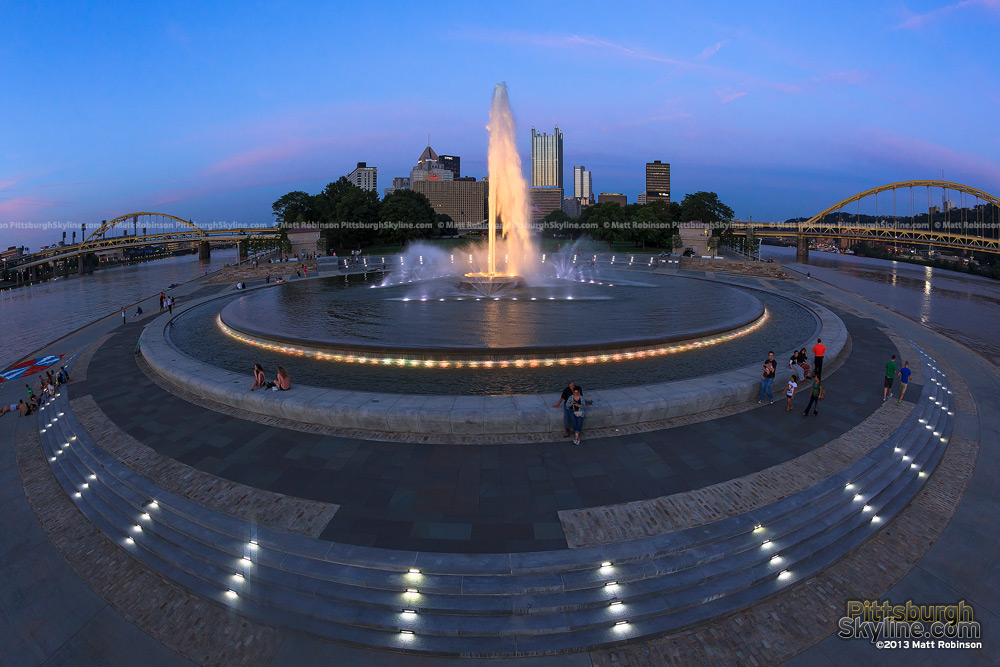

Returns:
250,363,267,391
268,366,291,391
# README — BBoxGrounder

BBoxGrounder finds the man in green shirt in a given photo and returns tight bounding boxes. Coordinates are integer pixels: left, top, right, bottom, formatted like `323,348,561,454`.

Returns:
883,354,897,402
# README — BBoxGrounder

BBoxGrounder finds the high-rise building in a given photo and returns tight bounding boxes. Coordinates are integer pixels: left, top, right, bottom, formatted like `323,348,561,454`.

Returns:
529,187,564,222
410,145,454,183
346,161,377,192
383,177,412,198
562,197,581,218
572,165,593,201
439,155,461,180
412,179,487,228
531,127,563,190
637,193,647,205
645,160,670,203
598,193,627,206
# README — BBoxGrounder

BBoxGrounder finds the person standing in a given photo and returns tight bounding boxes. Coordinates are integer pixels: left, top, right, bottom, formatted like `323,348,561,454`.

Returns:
552,381,583,437
567,388,585,445
883,354,897,402
802,375,823,417
759,351,776,404
121,306,126,325
784,375,798,412
159,290,165,312
897,361,911,406
812,338,826,378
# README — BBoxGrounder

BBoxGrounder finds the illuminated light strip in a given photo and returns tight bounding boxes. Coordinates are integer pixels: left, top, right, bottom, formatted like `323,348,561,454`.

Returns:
217,309,770,369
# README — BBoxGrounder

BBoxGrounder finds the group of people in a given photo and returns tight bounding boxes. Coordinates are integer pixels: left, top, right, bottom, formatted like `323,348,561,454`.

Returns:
159,291,175,314
760,339,826,416
3,366,71,418
250,364,291,392
883,354,912,405
552,381,589,445
761,341,914,416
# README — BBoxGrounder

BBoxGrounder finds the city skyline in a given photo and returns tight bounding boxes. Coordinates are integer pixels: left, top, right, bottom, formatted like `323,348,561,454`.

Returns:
3,1,1000,248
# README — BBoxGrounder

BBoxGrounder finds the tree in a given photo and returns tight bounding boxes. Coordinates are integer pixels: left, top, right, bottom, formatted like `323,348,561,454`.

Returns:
435,213,457,237
680,192,734,225
681,191,735,253
271,191,317,226
380,189,436,244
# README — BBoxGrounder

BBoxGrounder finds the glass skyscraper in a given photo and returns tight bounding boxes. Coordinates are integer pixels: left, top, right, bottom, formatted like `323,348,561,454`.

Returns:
573,165,592,200
531,126,563,190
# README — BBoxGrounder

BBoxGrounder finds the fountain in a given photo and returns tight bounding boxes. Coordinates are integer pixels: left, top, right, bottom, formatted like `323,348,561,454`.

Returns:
459,83,536,296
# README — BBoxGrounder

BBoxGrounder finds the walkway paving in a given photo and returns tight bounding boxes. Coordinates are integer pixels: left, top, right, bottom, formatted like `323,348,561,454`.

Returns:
4,262,996,666
78,308,897,554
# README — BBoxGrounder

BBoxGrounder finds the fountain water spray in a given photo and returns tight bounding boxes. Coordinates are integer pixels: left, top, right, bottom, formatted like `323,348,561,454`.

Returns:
460,83,537,295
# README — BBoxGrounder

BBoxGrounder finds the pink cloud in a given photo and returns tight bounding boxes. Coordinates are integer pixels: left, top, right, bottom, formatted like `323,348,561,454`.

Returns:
717,90,748,104
204,140,319,176
894,0,1000,29
852,127,1000,187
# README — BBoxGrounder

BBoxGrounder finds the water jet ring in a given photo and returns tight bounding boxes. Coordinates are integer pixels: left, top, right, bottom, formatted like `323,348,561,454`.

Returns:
216,307,768,369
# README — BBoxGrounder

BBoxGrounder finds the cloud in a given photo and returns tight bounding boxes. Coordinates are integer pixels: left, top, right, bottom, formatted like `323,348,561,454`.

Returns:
39,181,91,188
894,0,1000,29
717,89,748,104
852,127,1000,185
697,39,731,61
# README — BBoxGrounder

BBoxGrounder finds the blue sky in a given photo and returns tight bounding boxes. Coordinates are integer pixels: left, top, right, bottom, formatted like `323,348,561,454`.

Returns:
2,0,999,248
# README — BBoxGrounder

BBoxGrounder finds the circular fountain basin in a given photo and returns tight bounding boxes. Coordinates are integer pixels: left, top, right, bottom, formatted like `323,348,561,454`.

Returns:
218,274,765,364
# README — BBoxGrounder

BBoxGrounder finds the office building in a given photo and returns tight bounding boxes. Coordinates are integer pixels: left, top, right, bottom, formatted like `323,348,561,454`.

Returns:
345,162,377,192
637,193,647,205
410,145,454,183
572,165,593,201
384,177,411,198
529,186,564,222
531,127,563,190
599,192,627,206
562,197,581,218
412,179,487,227
439,155,461,180
645,160,671,202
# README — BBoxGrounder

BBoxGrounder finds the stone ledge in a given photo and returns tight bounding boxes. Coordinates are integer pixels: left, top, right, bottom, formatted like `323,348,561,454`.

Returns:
137,277,845,443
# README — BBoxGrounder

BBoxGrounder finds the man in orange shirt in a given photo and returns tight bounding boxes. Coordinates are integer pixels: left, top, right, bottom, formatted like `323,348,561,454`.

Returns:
812,338,826,378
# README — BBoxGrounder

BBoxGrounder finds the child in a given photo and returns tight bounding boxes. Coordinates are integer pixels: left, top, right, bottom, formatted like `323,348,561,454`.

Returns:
785,376,798,412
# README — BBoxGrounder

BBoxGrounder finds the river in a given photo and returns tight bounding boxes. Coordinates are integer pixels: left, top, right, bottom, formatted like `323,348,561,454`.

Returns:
762,245,1000,364
0,249,237,369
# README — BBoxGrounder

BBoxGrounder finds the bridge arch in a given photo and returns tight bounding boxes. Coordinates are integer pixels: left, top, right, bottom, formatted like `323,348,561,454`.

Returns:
84,212,204,243
803,180,1000,227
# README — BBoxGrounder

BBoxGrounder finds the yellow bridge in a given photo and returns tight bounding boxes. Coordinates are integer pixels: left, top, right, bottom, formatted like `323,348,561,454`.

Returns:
13,212,281,273
731,180,1000,260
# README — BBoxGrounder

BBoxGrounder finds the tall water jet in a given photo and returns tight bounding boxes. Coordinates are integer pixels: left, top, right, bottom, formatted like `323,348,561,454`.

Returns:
461,83,537,295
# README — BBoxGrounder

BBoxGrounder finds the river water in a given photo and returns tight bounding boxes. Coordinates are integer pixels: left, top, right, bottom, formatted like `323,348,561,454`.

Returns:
0,249,237,369
762,245,1000,364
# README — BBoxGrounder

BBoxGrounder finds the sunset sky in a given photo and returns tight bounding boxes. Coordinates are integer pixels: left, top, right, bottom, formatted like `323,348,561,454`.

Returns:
3,0,999,248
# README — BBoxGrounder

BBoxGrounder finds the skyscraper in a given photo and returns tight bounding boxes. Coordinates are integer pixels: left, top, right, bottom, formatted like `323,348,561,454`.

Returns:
573,165,592,201
531,127,563,190
645,160,670,203
345,162,377,192
410,145,454,183
439,155,461,180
